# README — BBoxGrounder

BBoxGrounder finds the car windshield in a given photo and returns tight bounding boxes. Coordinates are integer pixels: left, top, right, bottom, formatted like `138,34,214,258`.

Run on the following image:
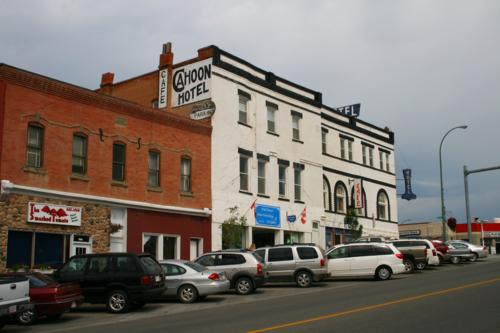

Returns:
184,262,207,272
140,256,162,274
28,274,55,287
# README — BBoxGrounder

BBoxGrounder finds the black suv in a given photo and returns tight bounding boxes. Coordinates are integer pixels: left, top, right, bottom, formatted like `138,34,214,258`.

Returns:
55,253,165,313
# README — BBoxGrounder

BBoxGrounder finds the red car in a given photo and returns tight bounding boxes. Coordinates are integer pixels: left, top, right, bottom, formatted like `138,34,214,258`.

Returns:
9,272,83,325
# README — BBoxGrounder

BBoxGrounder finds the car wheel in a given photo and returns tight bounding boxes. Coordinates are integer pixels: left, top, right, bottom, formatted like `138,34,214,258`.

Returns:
375,266,392,281
17,308,37,325
178,285,198,304
450,256,461,264
403,259,415,273
107,289,129,313
416,262,427,270
295,271,312,288
235,277,254,295
469,253,478,262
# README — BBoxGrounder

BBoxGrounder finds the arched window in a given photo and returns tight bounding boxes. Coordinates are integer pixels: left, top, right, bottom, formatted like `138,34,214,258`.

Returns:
377,190,390,221
334,181,348,213
323,176,332,211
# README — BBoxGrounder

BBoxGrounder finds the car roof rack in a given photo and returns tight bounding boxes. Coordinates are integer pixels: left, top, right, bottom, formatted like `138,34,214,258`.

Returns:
212,249,252,253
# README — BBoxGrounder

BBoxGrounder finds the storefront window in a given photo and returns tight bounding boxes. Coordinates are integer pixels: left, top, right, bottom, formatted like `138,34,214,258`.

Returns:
143,235,158,258
284,231,300,245
163,236,177,259
6,231,67,269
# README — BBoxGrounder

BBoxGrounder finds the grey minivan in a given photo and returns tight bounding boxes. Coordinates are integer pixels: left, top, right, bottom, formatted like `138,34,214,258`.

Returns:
255,244,328,288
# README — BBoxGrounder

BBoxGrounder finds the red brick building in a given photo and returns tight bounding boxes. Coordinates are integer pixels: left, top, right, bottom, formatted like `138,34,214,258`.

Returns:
0,60,212,271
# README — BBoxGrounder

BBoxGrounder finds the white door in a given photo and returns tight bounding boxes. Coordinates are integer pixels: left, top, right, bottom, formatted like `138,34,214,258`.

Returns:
349,245,377,276
190,239,200,261
327,246,350,276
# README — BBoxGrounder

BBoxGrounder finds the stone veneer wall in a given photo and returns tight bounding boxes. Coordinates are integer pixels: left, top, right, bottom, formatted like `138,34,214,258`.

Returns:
0,194,110,272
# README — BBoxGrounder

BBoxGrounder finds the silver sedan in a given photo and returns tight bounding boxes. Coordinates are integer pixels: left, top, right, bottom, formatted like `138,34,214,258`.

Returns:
446,241,488,261
159,260,230,303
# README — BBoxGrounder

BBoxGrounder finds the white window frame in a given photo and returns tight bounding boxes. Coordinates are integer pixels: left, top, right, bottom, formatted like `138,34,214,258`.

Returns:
335,185,346,213
142,233,181,260
239,95,249,124
278,164,287,198
267,105,277,133
340,138,346,159
292,115,300,141
257,159,267,195
321,129,327,154
240,155,250,192
294,167,302,201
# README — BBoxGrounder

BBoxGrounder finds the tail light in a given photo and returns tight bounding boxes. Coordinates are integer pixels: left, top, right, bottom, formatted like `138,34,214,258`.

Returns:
395,253,404,260
320,259,325,267
257,263,263,275
432,249,437,256
141,275,152,285
208,273,220,281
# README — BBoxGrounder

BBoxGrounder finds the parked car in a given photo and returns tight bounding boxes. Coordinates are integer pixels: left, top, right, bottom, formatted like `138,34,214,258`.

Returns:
446,240,488,262
431,240,475,264
5,272,84,325
325,243,405,280
194,250,265,295
255,244,328,288
0,275,33,331
390,240,428,273
54,253,165,313
159,260,230,303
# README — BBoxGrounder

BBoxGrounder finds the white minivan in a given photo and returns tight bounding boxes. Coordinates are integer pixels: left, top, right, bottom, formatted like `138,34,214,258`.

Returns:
326,243,405,280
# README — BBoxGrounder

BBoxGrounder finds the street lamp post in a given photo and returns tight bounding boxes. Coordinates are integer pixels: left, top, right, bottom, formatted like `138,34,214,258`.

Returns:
439,125,468,241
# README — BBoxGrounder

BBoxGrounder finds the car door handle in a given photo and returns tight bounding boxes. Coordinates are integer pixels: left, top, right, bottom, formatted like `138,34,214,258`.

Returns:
10,284,16,290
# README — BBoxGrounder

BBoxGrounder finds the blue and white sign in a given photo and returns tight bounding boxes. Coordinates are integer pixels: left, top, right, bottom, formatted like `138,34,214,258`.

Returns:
287,214,297,223
255,204,281,228
336,103,360,117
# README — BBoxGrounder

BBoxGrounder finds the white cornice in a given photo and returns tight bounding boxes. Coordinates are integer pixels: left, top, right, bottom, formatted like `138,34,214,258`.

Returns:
1,180,211,217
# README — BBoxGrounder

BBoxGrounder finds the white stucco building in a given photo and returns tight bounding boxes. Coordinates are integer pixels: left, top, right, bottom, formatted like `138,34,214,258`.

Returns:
197,46,399,250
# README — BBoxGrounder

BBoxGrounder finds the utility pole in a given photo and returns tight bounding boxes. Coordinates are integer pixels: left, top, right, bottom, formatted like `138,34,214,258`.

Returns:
464,165,500,243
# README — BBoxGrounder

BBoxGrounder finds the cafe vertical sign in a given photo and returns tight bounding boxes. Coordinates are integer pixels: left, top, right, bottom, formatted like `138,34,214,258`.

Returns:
353,179,363,209
158,69,168,108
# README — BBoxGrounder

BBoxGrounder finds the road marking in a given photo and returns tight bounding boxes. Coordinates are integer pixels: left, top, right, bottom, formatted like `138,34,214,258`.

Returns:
248,276,500,333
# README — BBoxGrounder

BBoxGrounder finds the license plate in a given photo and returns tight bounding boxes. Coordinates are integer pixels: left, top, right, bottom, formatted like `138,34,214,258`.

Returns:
8,305,16,314
155,275,161,282
71,301,77,308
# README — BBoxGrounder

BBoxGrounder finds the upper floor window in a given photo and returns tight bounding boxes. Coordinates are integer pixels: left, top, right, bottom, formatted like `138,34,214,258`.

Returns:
257,158,267,195
26,123,44,168
321,128,328,154
240,155,250,192
291,112,302,141
379,150,391,172
112,142,126,181
238,91,250,125
323,177,331,210
340,136,353,161
294,163,304,201
267,102,277,133
334,182,347,213
377,190,390,220
148,150,160,187
181,156,191,193
72,134,87,174
362,144,374,167
278,162,287,198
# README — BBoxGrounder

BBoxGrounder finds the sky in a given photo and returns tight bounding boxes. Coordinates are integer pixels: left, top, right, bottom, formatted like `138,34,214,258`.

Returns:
1,0,499,224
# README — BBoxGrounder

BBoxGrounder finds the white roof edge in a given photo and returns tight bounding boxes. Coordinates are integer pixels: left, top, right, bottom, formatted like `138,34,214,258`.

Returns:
1,180,211,217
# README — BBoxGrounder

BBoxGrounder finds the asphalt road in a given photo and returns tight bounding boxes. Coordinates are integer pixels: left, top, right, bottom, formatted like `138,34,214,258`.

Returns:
4,256,500,333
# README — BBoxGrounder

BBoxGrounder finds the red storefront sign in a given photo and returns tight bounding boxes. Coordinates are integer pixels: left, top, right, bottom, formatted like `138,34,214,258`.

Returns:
27,202,82,227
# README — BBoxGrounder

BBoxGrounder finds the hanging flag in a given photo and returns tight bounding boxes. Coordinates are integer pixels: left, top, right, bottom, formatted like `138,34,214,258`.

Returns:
250,199,257,217
353,178,363,209
300,206,307,224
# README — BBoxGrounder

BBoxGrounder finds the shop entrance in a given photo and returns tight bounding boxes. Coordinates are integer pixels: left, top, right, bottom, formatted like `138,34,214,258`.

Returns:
253,228,275,248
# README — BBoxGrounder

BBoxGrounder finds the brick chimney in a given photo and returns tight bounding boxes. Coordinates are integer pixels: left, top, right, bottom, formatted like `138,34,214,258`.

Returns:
159,42,173,68
100,72,114,95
